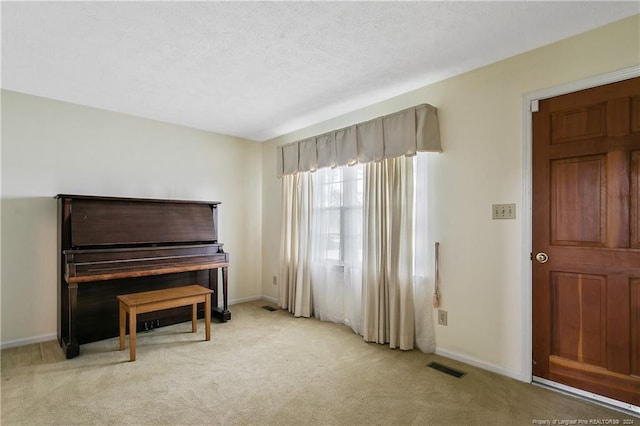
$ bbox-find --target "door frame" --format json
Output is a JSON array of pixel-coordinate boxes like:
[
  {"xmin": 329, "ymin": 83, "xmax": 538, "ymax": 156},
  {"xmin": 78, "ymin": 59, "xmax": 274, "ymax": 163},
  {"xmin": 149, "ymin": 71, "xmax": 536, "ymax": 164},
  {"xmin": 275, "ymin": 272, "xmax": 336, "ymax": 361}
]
[{"xmin": 521, "ymin": 65, "xmax": 640, "ymax": 411}]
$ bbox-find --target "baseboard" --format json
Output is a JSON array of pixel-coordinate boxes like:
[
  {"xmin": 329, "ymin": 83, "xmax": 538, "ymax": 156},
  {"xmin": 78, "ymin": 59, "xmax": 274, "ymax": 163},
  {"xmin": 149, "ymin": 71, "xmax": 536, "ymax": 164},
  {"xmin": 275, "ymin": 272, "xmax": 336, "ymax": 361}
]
[
  {"xmin": 229, "ymin": 295, "xmax": 278, "ymax": 305},
  {"xmin": 261, "ymin": 295, "xmax": 278, "ymax": 304},
  {"xmin": 435, "ymin": 347, "xmax": 528, "ymax": 382},
  {"xmin": 228, "ymin": 295, "xmax": 263, "ymax": 305},
  {"xmin": 1, "ymin": 332, "xmax": 58, "ymax": 350}
]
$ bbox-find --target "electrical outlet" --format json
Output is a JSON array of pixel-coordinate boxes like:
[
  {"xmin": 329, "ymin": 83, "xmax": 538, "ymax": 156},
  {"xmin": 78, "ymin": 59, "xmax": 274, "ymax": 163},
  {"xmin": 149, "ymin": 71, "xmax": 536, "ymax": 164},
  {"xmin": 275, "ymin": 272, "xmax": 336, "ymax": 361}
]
[
  {"xmin": 492, "ymin": 203, "xmax": 516, "ymax": 220},
  {"xmin": 272, "ymin": 275, "xmax": 277, "ymax": 285},
  {"xmin": 438, "ymin": 310, "xmax": 448, "ymax": 326}
]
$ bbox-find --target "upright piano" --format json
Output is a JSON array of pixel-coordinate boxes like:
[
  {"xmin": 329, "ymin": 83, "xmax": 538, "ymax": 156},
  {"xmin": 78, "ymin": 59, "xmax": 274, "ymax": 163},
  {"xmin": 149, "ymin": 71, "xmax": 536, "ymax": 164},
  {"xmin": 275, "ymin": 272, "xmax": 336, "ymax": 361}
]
[{"xmin": 56, "ymin": 194, "xmax": 230, "ymax": 359}]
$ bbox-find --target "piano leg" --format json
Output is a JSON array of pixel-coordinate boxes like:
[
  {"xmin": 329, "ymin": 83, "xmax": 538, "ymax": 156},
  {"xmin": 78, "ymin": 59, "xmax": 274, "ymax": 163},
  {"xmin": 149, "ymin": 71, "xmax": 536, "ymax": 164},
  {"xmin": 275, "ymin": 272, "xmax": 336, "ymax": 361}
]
[
  {"xmin": 209, "ymin": 266, "xmax": 231, "ymax": 322},
  {"xmin": 221, "ymin": 266, "xmax": 230, "ymax": 320},
  {"xmin": 62, "ymin": 282, "xmax": 80, "ymax": 359}
]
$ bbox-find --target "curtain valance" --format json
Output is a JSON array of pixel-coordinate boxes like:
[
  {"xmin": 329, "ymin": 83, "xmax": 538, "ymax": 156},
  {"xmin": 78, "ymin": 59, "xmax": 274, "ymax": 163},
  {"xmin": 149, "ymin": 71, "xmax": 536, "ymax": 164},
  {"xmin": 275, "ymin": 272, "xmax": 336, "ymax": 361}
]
[{"xmin": 276, "ymin": 103, "xmax": 441, "ymax": 177}]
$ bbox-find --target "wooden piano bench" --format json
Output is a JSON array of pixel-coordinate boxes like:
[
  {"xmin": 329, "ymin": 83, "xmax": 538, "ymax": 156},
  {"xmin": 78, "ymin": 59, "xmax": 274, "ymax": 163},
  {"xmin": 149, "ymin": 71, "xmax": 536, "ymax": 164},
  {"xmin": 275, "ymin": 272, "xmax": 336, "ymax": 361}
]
[{"xmin": 117, "ymin": 285, "xmax": 214, "ymax": 361}]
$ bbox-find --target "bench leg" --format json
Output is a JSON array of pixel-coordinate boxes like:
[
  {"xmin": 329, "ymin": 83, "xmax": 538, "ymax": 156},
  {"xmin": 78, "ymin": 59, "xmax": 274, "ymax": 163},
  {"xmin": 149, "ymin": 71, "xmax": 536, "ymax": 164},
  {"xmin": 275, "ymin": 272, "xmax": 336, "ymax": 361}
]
[
  {"xmin": 205, "ymin": 293, "xmax": 211, "ymax": 341},
  {"xmin": 119, "ymin": 302, "xmax": 126, "ymax": 351},
  {"xmin": 192, "ymin": 303, "xmax": 197, "ymax": 333},
  {"xmin": 129, "ymin": 306, "xmax": 137, "ymax": 361}
]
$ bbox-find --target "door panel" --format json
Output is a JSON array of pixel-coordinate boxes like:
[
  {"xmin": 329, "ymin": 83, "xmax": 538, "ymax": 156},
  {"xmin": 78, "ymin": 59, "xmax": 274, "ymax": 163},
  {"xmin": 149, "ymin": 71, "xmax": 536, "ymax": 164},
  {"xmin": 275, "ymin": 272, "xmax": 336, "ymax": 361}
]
[
  {"xmin": 632, "ymin": 279, "xmax": 640, "ymax": 376},
  {"xmin": 632, "ymin": 97, "xmax": 640, "ymax": 132},
  {"xmin": 550, "ymin": 103, "xmax": 606, "ymax": 144},
  {"xmin": 551, "ymin": 272, "xmax": 607, "ymax": 367},
  {"xmin": 632, "ymin": 151, "xmax": 640, "ymax": 249},
  {"xmin": 550, "ymin": 156, "xmax": 606, "ymax": 246},
  {"xmin": 533, "ymin": 77, "xmax": 640, "ymax": 406}
]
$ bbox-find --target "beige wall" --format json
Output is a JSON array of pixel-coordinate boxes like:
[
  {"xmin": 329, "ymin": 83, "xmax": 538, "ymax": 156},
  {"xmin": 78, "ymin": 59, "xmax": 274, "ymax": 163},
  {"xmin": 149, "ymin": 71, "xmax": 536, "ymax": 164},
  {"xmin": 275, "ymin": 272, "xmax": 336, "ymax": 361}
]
[
  {"xmin": 261, "ymin": 15, "xmax": 640, "ymax": 378},
  {"xmin": 1, "ymin": 91, "xmax": 263, "ymax": 345}
]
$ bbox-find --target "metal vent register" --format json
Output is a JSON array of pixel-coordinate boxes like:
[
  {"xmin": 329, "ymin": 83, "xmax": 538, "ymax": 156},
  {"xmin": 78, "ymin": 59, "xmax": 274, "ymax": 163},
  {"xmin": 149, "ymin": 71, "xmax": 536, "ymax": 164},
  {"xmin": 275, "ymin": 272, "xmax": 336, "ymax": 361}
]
[{"xmin": 427, "ymin": 362, "xmax": 466, "ymax": 378}]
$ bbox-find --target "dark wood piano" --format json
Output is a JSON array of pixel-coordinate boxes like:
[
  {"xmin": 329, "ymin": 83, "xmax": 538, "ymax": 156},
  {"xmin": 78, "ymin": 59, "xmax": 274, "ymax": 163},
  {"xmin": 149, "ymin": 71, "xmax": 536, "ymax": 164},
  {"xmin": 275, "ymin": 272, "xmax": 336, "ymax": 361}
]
[{"xmin": 55, "ymin": 194, "xmax": 230, "ymax": 359}]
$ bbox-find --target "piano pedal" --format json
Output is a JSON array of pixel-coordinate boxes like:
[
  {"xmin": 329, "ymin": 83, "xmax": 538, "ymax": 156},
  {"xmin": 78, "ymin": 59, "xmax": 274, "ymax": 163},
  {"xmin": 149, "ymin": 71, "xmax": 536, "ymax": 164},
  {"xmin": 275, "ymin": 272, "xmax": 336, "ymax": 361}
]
[{"xmin": 143, "ymin": 320, "xmax": 161, "ymax": 331}]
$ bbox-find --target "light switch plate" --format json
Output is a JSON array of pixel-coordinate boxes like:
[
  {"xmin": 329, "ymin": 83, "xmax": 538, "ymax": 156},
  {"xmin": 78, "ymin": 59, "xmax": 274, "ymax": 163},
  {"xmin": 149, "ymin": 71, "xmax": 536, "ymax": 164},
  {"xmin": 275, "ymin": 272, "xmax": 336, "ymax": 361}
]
[{"xmin": 492, "ymin": 203, "xmax": 516, "ymax": 220}]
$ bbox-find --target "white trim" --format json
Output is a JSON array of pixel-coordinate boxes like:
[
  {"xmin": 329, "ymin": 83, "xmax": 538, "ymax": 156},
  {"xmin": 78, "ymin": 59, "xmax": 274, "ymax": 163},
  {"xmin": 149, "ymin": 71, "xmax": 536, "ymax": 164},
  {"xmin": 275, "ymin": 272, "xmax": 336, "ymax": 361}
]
[
  {"xmin": 521, "ymin": 87, "xmax": 534, "ymax": 383},
  {"xmin": 230, "ymin": 294, "xmax": 278, "ymax": 305},
  {"xmin": 261, "ymin": 295, "xmax": 278, "ymax": 304},
  {"xmin": 533, "ymin": 376, "xmax": 640, "ymax": 416},
  {"xmin": 435, "ymin": 347, "xmax": 526, "ymax": 382},
  {"xmin": 228, "ymin": 295, "xmax": 264, "ymax": 305},
  {"xmin": 523, "ymin": 66, "xmax": 640, "ymax": 108},
  {"xmin": 530, "ymin": 99, "xmax": 539, "ymax": 113},
  {"xmin": 1, "ymin": 332, "xmax": 58, "ymax": 350},
  {"xmin": 521, "ymin": 66, "xmax": 640, "ymax": 392}
]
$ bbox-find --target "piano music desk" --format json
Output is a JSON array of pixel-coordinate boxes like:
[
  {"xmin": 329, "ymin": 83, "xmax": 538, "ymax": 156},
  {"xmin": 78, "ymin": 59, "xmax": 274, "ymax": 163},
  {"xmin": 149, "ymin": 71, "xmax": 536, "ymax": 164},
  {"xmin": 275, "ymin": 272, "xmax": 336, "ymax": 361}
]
[{"xmin": 118, "ymin": 285, "xmax": 214, "ymax": 361}]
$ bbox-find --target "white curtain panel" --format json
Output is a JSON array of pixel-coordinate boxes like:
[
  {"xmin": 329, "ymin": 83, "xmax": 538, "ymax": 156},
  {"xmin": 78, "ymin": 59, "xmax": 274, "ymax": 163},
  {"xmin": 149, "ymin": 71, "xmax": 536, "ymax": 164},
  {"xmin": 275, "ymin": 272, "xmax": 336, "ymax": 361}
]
[
  {"xmin": 278, "ymin": 173, "xmax": 313, "ymax": 317},
  {"xmin": 310, "ymin": 165, "xmax": 364, "ymax": 334},
  {"xmin": 413, "ymin": 153, "xmax": 436, "ymax": 353},
  {"xmin": 362, "ymin": 156, "xmax": 416, "ymax": 350}
]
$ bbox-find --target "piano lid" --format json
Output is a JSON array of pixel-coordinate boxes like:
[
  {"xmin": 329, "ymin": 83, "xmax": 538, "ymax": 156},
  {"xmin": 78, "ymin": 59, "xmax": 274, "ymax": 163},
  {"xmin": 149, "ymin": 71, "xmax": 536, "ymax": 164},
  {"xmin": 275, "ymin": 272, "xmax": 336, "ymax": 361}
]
[{"xmin": 55, "ymin": 194, "xmax": 220, "ymax": 248}]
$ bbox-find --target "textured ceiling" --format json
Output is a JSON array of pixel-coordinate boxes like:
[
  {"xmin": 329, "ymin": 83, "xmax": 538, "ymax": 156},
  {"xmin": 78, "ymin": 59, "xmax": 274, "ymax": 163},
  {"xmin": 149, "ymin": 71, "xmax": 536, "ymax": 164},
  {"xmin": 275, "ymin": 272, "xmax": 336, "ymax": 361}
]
[{"xmin": 2, "ymin": 2, "xmax": 638, "ymax": 141}]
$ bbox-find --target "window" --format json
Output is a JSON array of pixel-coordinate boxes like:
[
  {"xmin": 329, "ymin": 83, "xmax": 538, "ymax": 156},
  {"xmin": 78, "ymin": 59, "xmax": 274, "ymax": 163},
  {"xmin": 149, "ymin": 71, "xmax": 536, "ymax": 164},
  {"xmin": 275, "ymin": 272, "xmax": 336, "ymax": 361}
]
[{"xmin": 311, "ymin": 164, "xmax": 364, "ymax": 264}]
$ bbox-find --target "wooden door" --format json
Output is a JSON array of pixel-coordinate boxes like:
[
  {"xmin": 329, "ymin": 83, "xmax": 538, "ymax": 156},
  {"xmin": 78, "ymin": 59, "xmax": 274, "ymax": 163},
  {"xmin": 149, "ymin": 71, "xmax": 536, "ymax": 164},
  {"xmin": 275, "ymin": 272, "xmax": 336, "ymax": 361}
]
[{"xmin": 532, "ymin": 77, "xmax": 640, "ymax": 406}]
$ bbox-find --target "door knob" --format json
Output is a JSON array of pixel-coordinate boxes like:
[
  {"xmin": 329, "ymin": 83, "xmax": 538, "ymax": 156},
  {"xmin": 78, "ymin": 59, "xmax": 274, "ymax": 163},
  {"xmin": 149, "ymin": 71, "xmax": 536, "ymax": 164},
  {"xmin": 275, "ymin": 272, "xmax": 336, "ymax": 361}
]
[{"xmin": 535, "ymin": 252, "xmax": 549, "ymax": 264}]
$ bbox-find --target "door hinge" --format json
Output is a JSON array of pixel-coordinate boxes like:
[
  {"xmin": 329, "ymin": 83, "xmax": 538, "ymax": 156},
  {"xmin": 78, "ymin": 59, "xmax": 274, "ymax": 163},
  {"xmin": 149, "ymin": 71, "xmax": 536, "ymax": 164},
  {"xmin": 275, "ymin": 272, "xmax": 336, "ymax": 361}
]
[{"xmin": 530, "ymin": 99, "xmax": 539, "ymax": 112}]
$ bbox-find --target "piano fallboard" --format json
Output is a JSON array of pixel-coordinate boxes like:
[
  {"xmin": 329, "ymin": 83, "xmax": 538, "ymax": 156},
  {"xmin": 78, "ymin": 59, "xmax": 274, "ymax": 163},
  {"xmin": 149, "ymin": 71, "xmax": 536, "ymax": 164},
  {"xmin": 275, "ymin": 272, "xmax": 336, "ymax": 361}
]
[{"xmin": 64, "ymin": 243, "xmax": 228, "ymax": 283}]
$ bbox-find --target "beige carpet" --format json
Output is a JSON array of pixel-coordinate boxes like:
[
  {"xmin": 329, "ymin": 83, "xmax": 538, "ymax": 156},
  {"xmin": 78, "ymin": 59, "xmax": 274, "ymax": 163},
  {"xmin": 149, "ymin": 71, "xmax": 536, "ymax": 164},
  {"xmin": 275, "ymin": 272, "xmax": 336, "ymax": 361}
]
[{"xmin": 1, "ymin": 301, "xmax": 636, "ymax": 425}]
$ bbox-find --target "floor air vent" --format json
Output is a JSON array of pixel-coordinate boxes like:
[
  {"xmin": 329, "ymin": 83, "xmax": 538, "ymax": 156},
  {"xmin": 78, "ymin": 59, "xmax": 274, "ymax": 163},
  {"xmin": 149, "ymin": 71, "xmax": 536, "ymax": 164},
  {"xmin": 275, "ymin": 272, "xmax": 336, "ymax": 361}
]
[
  {"xmin": 262, "ymin": 306, "xmax": 278, "ymax": 311},
  {"xmin": 427, "ymin": 362, "xmax": 466, "ymax": 378}
]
